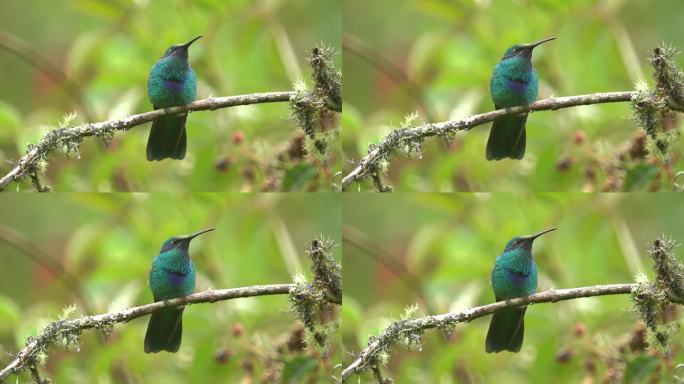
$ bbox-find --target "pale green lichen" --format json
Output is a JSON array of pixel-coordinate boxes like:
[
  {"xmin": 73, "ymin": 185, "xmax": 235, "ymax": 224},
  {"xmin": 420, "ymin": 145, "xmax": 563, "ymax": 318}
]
[
  {"xmin": 289, "ymin": 45, "xmax": 342, "ymax": 160},
  {"xmin": 631, "ymin": 236, "xmax": 683, "ymax": 352},
  {"xmin": 288, "ymin": 237, "xmax": 341, "ymax": 354},
  {"xmin": 631, "ymin": 44, "xmax": 684, "ymax": 161}
]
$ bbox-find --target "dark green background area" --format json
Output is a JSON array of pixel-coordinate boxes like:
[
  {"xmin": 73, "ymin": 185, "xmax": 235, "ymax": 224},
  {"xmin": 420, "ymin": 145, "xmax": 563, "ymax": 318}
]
[
  {"xmin": 0, "ymin": 193, "xmax": 340, "ymax": 383},
  {"xmin": 0, "ymin": 0, "xmax": 341, "ymax": 192},
  {"xmin": 343, "ymin": 0, "xmax": 684, "ymax": 192},
  {"xmin": 342, "ymin": 193, "xmax": 684, "ymax": 383}
]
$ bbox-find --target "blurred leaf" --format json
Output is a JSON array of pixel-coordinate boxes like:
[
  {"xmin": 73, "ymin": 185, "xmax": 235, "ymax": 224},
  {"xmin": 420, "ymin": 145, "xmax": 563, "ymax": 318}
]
[
  {"xmin": 106, "ymin": 281, "xmax": 141, "ymax": 313},
  {"xmin": 71, "ymin": 0, "xmax": 122, "ymax": 21},
  {"xmin": 282, "ymin": 163, "xmax": 317, "ymax": 191},
  {"xmin": 624, "ymin": 163, "xmax": 658, "ymax": 191},
  {"xmin": 0, "ymin": 295, "xmax": 20, "ymax": 332},
  {"xmin": 107, "ymin": 89, "xmax": 142, "ymax": 120},
  {"xmin": 0, "ymin": 101, "xmax": 21, "ymax": 141},
  {"xmin": 414, "ymin": 0, "xmax": 463, "ymax": 20},
  {"xmin": 282, "ymin": 355, "xmax": 317, "ymax": 383},
  {"xmin": 624, "ymin": 354, "xmax": 659, "ymax": 383}
]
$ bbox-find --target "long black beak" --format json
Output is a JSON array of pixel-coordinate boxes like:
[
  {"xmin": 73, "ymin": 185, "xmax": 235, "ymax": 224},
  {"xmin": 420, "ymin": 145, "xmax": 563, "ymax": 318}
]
[
  {"xmin": 181, "ymin": 227, "xmax": 214, "ymax": 241},
  {"xmin": 182, "ymin": 35, "xmax": 202, "ymax": 48},
  {"xmin": 521, "ymin": 227, "xmax": 557, "ymax": 241},
  {"xmin": 521, "ymin": 37, "xmax": 556, "ymax": 50}
]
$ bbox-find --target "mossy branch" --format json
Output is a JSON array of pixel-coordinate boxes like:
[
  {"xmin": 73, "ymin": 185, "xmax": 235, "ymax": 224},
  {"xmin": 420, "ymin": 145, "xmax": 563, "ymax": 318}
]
[
  {"xmin": 0, "ymin": 284, "xmax": 294, "ymax": 382},
  {"xmin": 341, "ymin": 284, "xmax": 633, "ymax": 382},
  {"xmin": 289, "ymin": 45, "xmax": 342, "ymax": 160},
  {"xmin": 0, "ymin": 92, "xmax": 294, "ymax": 192},
  {"xmin": 342, "ymin": 235, "xmax": 684, "ymax": 383},
  {"xmin": 341, "ymin": 91, "xmax": 635, "ymax": 191},
  {"xmin": 289, "ymin": 237, "xmax": 342, "ymax": 354}
]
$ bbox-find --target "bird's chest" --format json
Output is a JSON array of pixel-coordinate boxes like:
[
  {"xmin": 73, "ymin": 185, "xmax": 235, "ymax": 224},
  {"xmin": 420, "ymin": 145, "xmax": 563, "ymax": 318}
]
[
  {"xmin": 492, "ymin": 262, "xmax": 538, "ymax": 299},
  {"xmin": 149, "ymin": 264, "xmax": 195, "ymax": 300},
  {"xmin": 490, "ymin": 67, "xmax": 538, "ymax": 107},
  {"xmin": 147, "ymin": 67, "xmax": 196, "ymax": 108}
]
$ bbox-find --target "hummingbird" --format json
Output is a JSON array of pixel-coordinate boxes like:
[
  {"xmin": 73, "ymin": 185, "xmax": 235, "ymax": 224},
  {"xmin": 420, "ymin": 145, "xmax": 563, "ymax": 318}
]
[
  {"xmin": 146, "ymin": 35, "xmax": 202, "ymax": 161},
  {"xmin": 486, "ymin": 37, "xmax": 555, "ymax": 160},
  {"xmin": 485, "ymin": 227, "xmax": 556, "ymax": 353},
  {"xmin": 144, "ymin": 227, "xmax": 214, "ymax": 353}
]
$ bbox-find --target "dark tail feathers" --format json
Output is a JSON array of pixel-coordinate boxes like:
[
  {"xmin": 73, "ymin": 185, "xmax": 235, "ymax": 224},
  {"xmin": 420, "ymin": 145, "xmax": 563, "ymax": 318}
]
[
  {"xmin": 146, "ymin": 114, "xmax": 187, "ymax": 161},
  {"xmin": 485, "ymin": 306, "xmax": 526, "ymax": 353},
  {"xmin": 144, "ymin": 307, "xmax": 184, "ymax": 353},
  {"xmin": 486, "ymin": 114, "xmax": 527, "ymax": 160}
]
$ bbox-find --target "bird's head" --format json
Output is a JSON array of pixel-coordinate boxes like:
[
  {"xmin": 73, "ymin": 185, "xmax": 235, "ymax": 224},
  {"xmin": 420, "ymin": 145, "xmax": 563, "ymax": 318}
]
[
  {"xmin": 502, "ymin": 37, "xmax": 555, "ymax": 60},
  {"xmin": 161, "ymin": 35, "xmax": 202, "ymax": 60},
  {"xmin": 160, "ymin": 227, "xmax": 214, "ymax": 254},
  {"xmin": 504, "ymin": 227, "xmax": 556, "ymax": 252}
]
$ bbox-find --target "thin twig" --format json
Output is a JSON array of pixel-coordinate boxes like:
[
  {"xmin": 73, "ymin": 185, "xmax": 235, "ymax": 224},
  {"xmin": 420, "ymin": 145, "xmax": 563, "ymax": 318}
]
[
  {"xmin": 0, "ymin": 91, "xmax": 294, "ymax": 191},
  {"xmin": 0, "ymin": 283, "xmax": 313, "ymax": 382},
  {"xmin": 341, "ymin": 91, "xmax": 636, "ymax": 191},
  {"xmin": 340, "ymin": 283, "xmax": 683, "ymax": 382}
]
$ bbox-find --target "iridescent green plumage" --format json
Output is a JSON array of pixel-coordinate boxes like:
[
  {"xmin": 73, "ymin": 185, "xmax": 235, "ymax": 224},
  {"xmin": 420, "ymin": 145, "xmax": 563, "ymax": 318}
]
[
  {"xmin": 487, "ymin": 37, "xmax": 555, "ymax": 160},
  {"xmin": 486, "ymin": 228, "xmax": 555, "ymax": 353},
  {"xmin": 144, "ymin": 228, "xmax": 213, "ymax": 353},
  {"xmin": 146, "ymin": 36, "xmax": 201, "ymax": 161}
]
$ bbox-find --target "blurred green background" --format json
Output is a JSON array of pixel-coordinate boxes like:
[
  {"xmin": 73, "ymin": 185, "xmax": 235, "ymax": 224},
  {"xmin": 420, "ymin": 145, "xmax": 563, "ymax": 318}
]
[
  {"xmin": 343, "ymin": 0, "xmax": 684, "ymax": 192},
  {"xmin": 0, "ymin": 193, "xmax": 340, "ymax": 382},
  {"xmin": 0, "ymin": 0, "xmax": 341, "ymax": 192},
  {"xmin": 343, "ymin": 193, "xmax": 684, "ymax": 383}
]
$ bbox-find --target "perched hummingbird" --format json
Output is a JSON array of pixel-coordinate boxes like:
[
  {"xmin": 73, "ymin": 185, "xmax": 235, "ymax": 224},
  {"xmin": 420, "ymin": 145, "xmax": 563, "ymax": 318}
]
[
  {"xmin": 144, "ymin": 228, "xmax": 214, "ymax": 353},
  {"xmin": 146, "ymin": 36, "xmax": 202, "ymax": 161},
  {"xmin": 485, "ymin": 227, "xmax": 556, "ymax": 353},
  {"xmin": 487, "ymin": 37, "xmax": 555, "ymax": 160}
]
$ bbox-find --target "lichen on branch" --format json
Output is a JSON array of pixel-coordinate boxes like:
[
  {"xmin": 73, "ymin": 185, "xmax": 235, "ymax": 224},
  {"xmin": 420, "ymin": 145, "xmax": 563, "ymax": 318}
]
[
  {"xmin": 0, "ymin": 92, "xmax": 295, "ymax": 192},
  {"xmin": 289, "ymin": 45, "xmax": 342, "ymax": 160},
  {"xmin": 342, "ymin": 91, "xmax": 635, "ymax": 191},
  {"xmin": 632, "ymin": 44, "xmax": 684, "ymax": 160},
  {"xmin": 289, "ymin": 237, "xmax": 341, "ymax": 354},
  {"xmin": 632, "ymin": 236, "xmax": 684, "ymax": 351}
]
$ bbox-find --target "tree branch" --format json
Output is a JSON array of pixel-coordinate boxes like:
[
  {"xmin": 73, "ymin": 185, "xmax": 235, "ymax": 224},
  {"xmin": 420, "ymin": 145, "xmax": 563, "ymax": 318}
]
[
  {"xmin": 0, "ymin": 283, "xmax": 309, "ymax": 382},
  {"xmin": 341, "ymin": 91, "xmax": 636, "ymax": 191},
  {"xmin": 341, "ymin": 282, "xmax": 684, "ymax": 382},
  {"xmin": 0, "ymin": 91, "xmax": 294, "ymax": 192}
]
